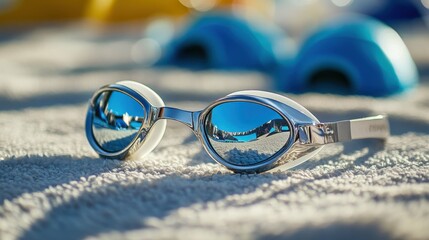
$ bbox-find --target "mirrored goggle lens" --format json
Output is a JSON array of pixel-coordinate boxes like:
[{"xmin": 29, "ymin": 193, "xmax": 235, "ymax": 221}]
[
  {"xmin": 92, "ymin": 90, "xmax": 145, "ymax": 153},
  {"xmin": 204, "ymin": 101, "xmax": 291, "ymax": 166}
]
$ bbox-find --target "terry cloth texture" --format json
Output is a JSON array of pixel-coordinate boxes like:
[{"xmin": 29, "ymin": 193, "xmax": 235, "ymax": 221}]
[{"xmin": 1, "ymin": 25, "xmax": 429, "ymax": 240}]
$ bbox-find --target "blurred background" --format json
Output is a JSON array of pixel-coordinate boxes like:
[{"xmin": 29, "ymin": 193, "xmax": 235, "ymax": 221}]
[{"xmin": 0, "ymin": 0, "xmax": 428, "ymax": 108}]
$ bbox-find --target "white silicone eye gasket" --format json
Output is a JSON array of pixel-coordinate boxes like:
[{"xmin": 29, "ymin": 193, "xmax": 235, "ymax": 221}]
[
  {"xmin": 228, "ymin": 90, "xmax": 324, "ymax": 171},
  {"xmin": 117, "ymin": 81, "xmax": 167, "ymax": 160}
]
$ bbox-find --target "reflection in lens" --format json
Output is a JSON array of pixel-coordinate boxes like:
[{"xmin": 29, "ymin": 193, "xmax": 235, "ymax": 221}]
[
  {"xmin": 205, "ymin": 101, "xmax": 291, "ymax": 166},
  {"xmin": 92, "ymin": 91, "xmax": 145, "ymax": 153}
]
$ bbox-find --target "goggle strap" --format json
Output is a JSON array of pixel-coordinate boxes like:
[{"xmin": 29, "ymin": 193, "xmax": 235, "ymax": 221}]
[{"xmin": 299, "ymin": 115, "xmax": 389, "ymax": 145}]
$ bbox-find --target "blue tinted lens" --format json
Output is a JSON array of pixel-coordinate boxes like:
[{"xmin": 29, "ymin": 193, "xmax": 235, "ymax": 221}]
[
  {"xmin": 205, "ymin": 101, "xmax": 291, "ymax": 166},
  {"xmin": 92, "ymin": 90, "xmax": 145, "ymax": 153}
]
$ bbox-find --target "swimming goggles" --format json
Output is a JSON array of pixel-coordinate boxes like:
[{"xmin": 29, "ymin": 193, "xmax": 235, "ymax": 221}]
[{"xmin": 85, "ymin": 81, "xmax": 390, "ymax": 173}]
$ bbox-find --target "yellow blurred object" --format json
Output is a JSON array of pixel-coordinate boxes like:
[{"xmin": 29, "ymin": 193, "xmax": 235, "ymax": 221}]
[
  {"xmin": 0, "ymin": 0, "xmax": 252, "ymax": 25},
  {"xmin": 0, "ymin": 0, "xmax": 88, "ymax": 25},
  {"xmin": 86, "ymin": 0, "xmax": 235, "ymax": 23},
  {"xmin": 86, "ymin": 0, "xmax": 188, "ymax": 23}
]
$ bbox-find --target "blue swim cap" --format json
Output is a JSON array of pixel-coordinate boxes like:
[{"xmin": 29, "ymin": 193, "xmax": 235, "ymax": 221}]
[
  {"xmin": 158, "ymin": 12, "xmax": 292, "ymax": 71},
  {"xmin": 276, "ymin": 15, "xmax": 418, "ymax": 96}
]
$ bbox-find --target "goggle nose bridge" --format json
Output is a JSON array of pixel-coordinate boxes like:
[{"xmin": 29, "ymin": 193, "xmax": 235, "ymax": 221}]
[{"xmin": 157, "ymin": 107, "xmax": 195, "ymax": 130}]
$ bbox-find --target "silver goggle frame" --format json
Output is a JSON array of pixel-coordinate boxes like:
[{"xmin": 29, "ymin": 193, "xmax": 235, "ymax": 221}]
[{"xmin": 86, "ymin": 81, "xmax": 389, "ymax": 173}]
